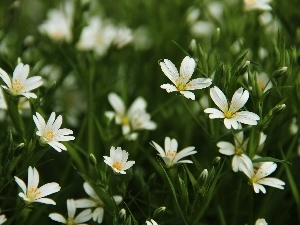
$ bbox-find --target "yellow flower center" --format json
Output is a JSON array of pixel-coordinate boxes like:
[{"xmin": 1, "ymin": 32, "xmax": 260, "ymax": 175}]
[
  {"xmin": 224, "ymin": 111, "xmax": 236, "ymax": 119},
  {"xmin": 120, "ymin": 116, "xmax": 129, "ymax": 125},
  {"xmin": 177, "ymin": 84, "xmax": 186, "ymax": 91},
  {"xmin": 27, "ymin": 187, "xmax": 41, "ymax": 201},
  {"xmin": 235, "ymin": 147, "xmax": 243, "ymax": 155},
  {"xmin": 112, "ymin": 161, "xmax": 123, "ymax": 171},
  {"xmin": 245, "ymin": 0, "xmax": 256, "ymax": 4},
  {"xmin": 12, "ymin": 79, "xmax": 24, "ymax": 94},
  {"xmin": 166, "ymin": 150, "xmax": 177, "ymax": 158},
  {"xmin": 66, "ymin": 219, "xmax": 75, "ymax": 225},
  {"xmin": 42, "ymin": 130, "xmax": 55, "ymax": 141}
]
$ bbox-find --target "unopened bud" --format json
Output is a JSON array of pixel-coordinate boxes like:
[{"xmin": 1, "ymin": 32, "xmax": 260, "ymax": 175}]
[
  {"xmin": 211, "ymin": 27, "xmax": 220, "ymax": 46},
  {"xmin": 89, "ymin": 154, "xmax": 97, "ymax": 166},
  {"xmin": 199, "ymin": 169, "xmax": 208, "ymax": 180},
  {"xmin": 236, "ymin": 60, "xmax": 250, "ymax": 76},
  {"xmin": 212, "ymin": 156, "xmax": 221, "ymax": 165},
  {"xmin": 189, "ymin": 39, "xmax": 197, "ymax": 53},
  {"xmin": 273, "ymin": 104, "xmax": 286, "ymax": 115},
  {"xmin": 153, "ymin": 206, "xmax": 166, "ymax": 217},
  {"xmin": 119, "ymin": 208, "xmax": 126, "ymax": 219},
  {"xmin": 14, "ymin": 143, "xmax": 24, "ymax": 157},
  {"xmin": 272, "ymin": 66, "xmax": 288, "ymax": 78}
]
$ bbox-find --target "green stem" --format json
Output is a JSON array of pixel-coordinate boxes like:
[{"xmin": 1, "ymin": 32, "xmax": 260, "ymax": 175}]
[
  {"xmin": 217, "ymin": 203, "xmax": 227, "ymax": 225},
  {"xmin": 231, "ymin": 177, "xmax": 242, "ymax": 225},
  {"xmin": 181, "ymin": 97, "xmax": 212, "ymax": 139}
]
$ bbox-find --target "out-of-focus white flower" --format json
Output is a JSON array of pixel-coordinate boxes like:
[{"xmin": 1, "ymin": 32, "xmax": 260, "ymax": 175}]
[
  {"xmin": 38, "ymin": 1, "xmax": 73, "ymax": 42},
  {"xmin": 113, "ymin": 26, "xmax": 133, "ymax": 49},
  {"xmin": 49, "ymin": 199, "xmax": 93, "ymax": 224},
  {"xmin": 33, "ymin": 112, "xmax": 75, "ymax": 152},
  {"xmin": 255, "ymin": 218, "xmax": 268, "ymax": 225},
  {"xmin": 200, "ymin": 169, "xmax": 208, "ymax": 180},
  {"xmin": 14, "ymin": 166, "xmax": 61, "ymax": 205},
  {"xmin": 0, "ymin": 63, "xmax": 43, "ymax": 99},
  {"xmin": 190, "ymin": 20, "xmax": 215, "ymax": 38},
  {"xmin": 103, "ymin": 147, "xmax": 135, "ymax": 174},
  {"xmin": 151, "ymin": 137, "xmax": 197, "ymax": 168},
  {"xmin": 0, "ymin": 89, "xmax": 7, "ymax": 110},
  {"xmin": 186, "ymin": 7, "xmax": 201, "ymax": 24},
  {"xmin": 132, "ymin": 26, "xmax": 153, "ymax": 51},
  {"xmin": 106, "ymin": 92, "xmax": 156, "ymax": 140},
  {"xmin": 76, "ymin": 17, "xmax": 116, "ymax": 57},
  {"xmin": 75, "ymin": 182, "xmax": 122, "ymax": 224},
  {"xmin": 146, "ymin": 219, "xmax": 158, "ymax": 225},
  {"xmin": 208, "ymin": 2, "xmax": 223, "ymax": 21},
  {"xmin": 240, "ymin": 161, "xmax": 285, "ymax": 193},
  {"xmin": 204, "ymin": 86, "xmax": 260, "ymax": 129},
  {"xmin": 243, "ymin": 0, "xmax": 272, "ymax": 12},
  {"xmin": 159, "ymin": 56, "xmax": 212, "ymax": 100},
  {"xmin": 289, "ymin": 117, "xmax": 298, "ymax": 135}
]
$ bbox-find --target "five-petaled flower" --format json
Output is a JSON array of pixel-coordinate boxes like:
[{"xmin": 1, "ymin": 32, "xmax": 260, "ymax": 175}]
[
  {"xmin": 49, "ymin": 199, "xmax": 93, "ymax": 224},
  {"xmin": 0, "ymin": 63, "xmax": 43, "ymax": 99},
  {"xmin": 204, "ymin": 86, "xmax": 260, "ymax": 129},
  {"xmin": 33, "ymin": 112, "xmax": 75, "ymax": 152},
  {"xmin": 151, "ymin": 137, "xmax": 197, "ymax": 168},
  {"xmin": 103, "ymin": 147, "xmax": 135, "ymax": 174},
  {"xmin": 159, "ymin": 56, "xmax": 212, "ymax": 100},
  {"xmin": 14, "ymin": 166, "xmax": 61, "ymax": 205},
  {"xmin": 105, "ymin": 92, "xmax": 156, "ymax": 140},
  {"xmin": 240, "ymin": 161, "xmax": 285, "ymax": 194},
  {"xmin": 75, "ymin": 182, "xmax": 123, "ymax": 224},
  {"xmin": 217, "ymin": 127, "xmax": 253, "ymax": 172}
]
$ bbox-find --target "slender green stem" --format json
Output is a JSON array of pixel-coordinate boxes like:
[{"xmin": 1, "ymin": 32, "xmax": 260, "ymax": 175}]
[
  {"xmin": 231, "ymin": 177, "xmax": 242, "ymax": 225},
  {"xmin": 217, "ymin": 203, "xmax": 227, "ymax": 225},
  {"xmin": 181, "ymin": 96, "xmax": 212, "ymax": 139}
]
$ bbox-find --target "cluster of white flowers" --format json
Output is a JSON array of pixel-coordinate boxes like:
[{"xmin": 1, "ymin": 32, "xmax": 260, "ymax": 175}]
[
  {"xmin": 106, "ymin": 92, "xmax": 157, "ymax": 140},
  {"xmin": 159, "ymin": 55, "xmax": 285, "ymax": 195}
]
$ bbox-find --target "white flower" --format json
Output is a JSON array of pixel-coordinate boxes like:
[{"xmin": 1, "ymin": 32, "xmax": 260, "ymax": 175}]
[
  {"xmin": 105, "ymin": 92, "xmax": 156, "ymax": 140},
  {"xmin": 75, "ymin": 182, "xmax": 122, "ymax": 224},
  {"xmin": 14, "ymin": 166, "xmax": 61, "ymax": 205},
  {"xmin": 243, "ymin": 0, "xmax": 272, "ymax": 12},
  {"xmin": 204, "ymin": 86, "xmax": 260, "ymax": 129},
  {"xmin": 159, "ymin": 56, "xmax": 212, "ymax": 100},
  {"xmin": 0, "ymin": 213, "xmax": 7, "ymax": 225},
  {"xmin": 245, "ymin": 72, "xmax": 273, "ymax": 93},
  {"xmin": 151, "ymin": 137, "xmax": 197, "ymax": 168},
  {"xmin": 33, "ymin": 112, "xmax": 75, "ymax": 152},
  {"xmin": 217, "ymin": 127, "xmax": 253, "ymax": 172},
  {"xmin": 240, "ymin": 161, "xmax": 285, "ymax": 194},
  {"xmin": 146, "ymin": 219, "xmax": 158, "ymax": 225},
  {"xmin": 76, "ymin": 17, "xmax": 116, "ymax": 57},
  {"xmin": 255, "ymin": 218, "xmax": 268, "ymax": 225},
  {"xmin": 103, "ymin": 147, "xmax": 135, "ymax": 174},
  {"xmin": 38, "ymin": 1, "xmax": 73, "ymax": 42},
  {"xmin": 113, "ymin": 26, "xmax": 133, "ymax": 49},
  {"xmin": 0, "ymin": 63, "xmax": 43, "ymax": 99},
  {"xmin": 49, "ymin": 199, "xmax": 93, "ymax": 225}
]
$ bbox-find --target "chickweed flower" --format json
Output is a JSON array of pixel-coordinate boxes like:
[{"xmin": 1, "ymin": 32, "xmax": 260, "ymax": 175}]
[
  {"xmin": 75, "ymin": 182, "xmax": 122, "ymax": 224},
  {"xmin": 204, "ymin": 86, "xmax": 260, "ymax": 129},
  {"xmin": 159, "ymin": 56, "xmax": 212, "ymax": 100},
  {"xmin": 151, "ymin": 137, "xmax": 197, "ymax": 168},
  {"xmin": 14, "ymin": 166, "xmax": 61, "ymax": 205},
  {"xmin": 106, "ymin": 92, "xmax": 156, "ymax": 140},
  {"xmin": 103, "ymin": 147, "xmax": 135, "ymax": 174},
  {"xmin": 0, "ymin": 63, "xmax": 43, "ymax": 99},
  {"xmin": 217, "ymin": 128, "xmax": 252, "ymax": 172},
  {"xmin": 240, "ymin": 161, "xmax": 285, "ymax": 194},
  {"xmin": 49, "ymin": 199, "xmax": 93, "ymax": 224},
  {"xmin": 243, "ymin": 0, "xmax": 272, "ymax": 12},
  {"xmin": 33, "ymin": 112, "xmax": 75, "ymax": 152}
]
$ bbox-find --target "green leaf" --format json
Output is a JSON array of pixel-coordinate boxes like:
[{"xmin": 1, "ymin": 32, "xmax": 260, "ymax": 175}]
[
  {"xmin": 252, "ymin": 157, "xmax": 291, "ymax": 165},
  {"xmin": 178, "ymin": 175, "xmax": 189, "ymax": 214}
]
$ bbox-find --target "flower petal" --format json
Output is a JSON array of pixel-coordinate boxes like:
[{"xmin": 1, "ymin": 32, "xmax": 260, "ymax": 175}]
[
  {"xmin": 108, "ymin": 92, "xmax": 126, "ymax": 116},
  {"xmin": 209, "ymin": 86, "xmax": 228, "ymax": 112},
  {"xmin": 229, "ymin": 88, "xmax": 249, "ymax": 113},
  {"xmin": 159, "ymin": 59, "xmax": 179, "ymax": 84},
  {"xmin": 160, "ymin": 83, "xmax": 177, "ymax": 93},
  {"xmin": 180, "ymin": 90, "xmax": 195, "ymax": 100},
  {"xmin": 179, "ymin": 56, "xmax": 196, "ymax": 81},
  {"xmin": 186, "ymin": 78, "xmax": 212, "ymax": 90},
  {"xmin": 49, "ymin": 213, "xmax": 67, "ymax": 223}
]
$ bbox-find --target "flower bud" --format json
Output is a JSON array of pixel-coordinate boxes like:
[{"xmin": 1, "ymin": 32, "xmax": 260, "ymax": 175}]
[
  {"xmin": 199, "ymin": 169, "xmax": 208, "ymax": 180},
  {"xmin": 212, "ymin": 156, "xmax": 221, "ymax": 165},
  {"xmin": 273, "ymin": 104, "xmax": 286, "ymax": 115},
  {"xmin": 119, "ymin": 208, "xmax": 126, "ymax": 220},
  {"xmin": 189, "ymin": 39, "xmax": 197, "ymax": 53},
  {"xmin": 272, "ymin": 66, "xmax": 288, "ymax": 78},
  {"xmin": 89, "ymin": 154, "xmax": 97, "ymax": 166},
  {"xmin": 153, "ymin": 206, "xmax": 166, "ymax": 217},
  {"xmin": 211, "ymin": 27, "xmax": 220, "ymax": 46}
]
